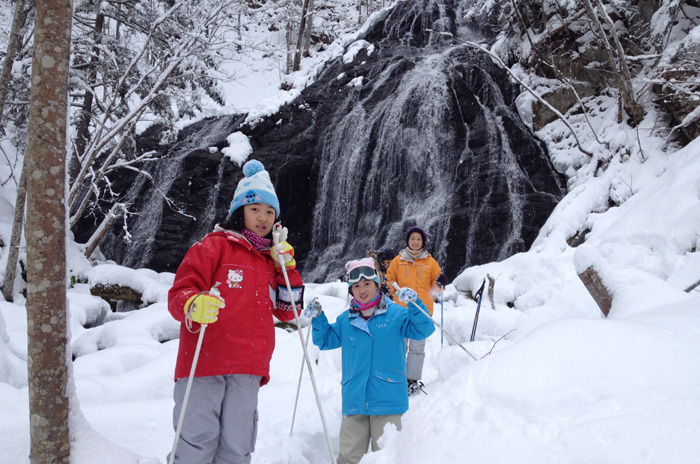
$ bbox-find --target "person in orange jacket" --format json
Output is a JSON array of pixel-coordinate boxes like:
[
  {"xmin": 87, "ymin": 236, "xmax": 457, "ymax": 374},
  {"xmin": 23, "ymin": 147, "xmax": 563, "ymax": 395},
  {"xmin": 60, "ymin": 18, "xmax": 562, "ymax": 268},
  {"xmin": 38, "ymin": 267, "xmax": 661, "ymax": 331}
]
[
  {"xmin": 168, "ymin": 159, "xmax": 303, "ymax": 464},
  {"xmin": 386, "ymin": 226, "xmax": 448, "ymax": 395}
]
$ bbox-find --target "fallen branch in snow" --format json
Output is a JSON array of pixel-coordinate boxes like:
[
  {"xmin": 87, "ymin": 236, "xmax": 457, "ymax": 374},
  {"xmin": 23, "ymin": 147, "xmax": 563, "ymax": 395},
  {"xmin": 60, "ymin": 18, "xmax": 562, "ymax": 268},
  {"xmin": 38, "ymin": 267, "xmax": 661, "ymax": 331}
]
[
  {"xmin": 482, "ymin": 329, "xmax": 515, "ymax": 359},
  {"xmin": 90, "ymin": 283, "xmax": 143, "ymax": 310},
  {"xmin": 426, "ymin": 30, "xmax": 595, "ymax": 157},
  {"xmin": 684, "ymin": 279, "xmax": 700, "ymax": 294},
  {"xmin": 577, "ymin": 265, "xmax": 613, "ymax": 317},
  {"xmin": 635, "ymin": 124, "xmax": 648, "ymax": 161}
]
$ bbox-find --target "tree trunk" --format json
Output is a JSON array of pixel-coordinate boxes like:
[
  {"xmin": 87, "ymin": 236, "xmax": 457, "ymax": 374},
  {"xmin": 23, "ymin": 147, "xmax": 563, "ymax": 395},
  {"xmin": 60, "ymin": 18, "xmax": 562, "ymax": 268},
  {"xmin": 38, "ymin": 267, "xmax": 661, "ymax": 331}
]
[
  {"xmin": 2, "ymin": 162, "xmax": 27, "ymax": 302},
  {"xmin": 0, "ymin": 0, "xmax": 28, "ymax": 133},
  {"xmin": 583, "ymin": 0, "xmax": 644, "ymax": 125},
  {"xmin": 285, "ymin": 20, "xmax": 293, "ymax": 75},
  {"xmin": 25, "ymin": 0, "xmax": 73, "ymax": 462},
  {"xmin": 292, "ymin": 0, "xmax": 311, "ymax": 72},
  {"xmin": 582, "ymin": 0, "xmax": 623, "ymax": 122},
  {"xmin": 70, "ymin": 10, "xmax": 105, "ymax": 183},
  {"xmin": 302, "ymin": 0, "xmax": 315, "ymax": 58},
  {"xmin": 592, "ymin": 0, "xmax": 644, "ymax": 125}
]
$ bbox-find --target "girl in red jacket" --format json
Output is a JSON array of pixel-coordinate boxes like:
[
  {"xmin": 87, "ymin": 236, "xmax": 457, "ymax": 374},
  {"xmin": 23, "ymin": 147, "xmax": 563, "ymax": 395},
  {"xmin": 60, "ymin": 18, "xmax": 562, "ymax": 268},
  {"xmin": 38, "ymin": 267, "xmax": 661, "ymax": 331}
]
[{"xmin": 167, "ymin": 159, "xmax": 303, "ymax": 464}]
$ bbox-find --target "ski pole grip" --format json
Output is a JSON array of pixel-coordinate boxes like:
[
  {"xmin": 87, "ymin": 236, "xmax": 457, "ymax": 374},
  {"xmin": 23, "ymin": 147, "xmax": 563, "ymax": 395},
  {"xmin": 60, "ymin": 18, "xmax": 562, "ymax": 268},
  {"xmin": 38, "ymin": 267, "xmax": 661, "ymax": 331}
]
[
  {"xmin": 392, "ymin": 282, "xmax": 406, "ymax": 299},
  {"xmin": 271, "ymin": 227, "xmax": 289, "ymax": 278},
  {"xmin": 210, "ymin": 282, "xmax": 221, "ymax": 297}
]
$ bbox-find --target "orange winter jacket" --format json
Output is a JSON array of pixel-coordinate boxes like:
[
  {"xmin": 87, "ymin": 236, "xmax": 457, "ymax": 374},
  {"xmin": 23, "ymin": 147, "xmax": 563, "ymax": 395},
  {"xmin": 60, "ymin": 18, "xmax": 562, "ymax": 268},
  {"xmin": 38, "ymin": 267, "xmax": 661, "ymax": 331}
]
[{"xmin": 386, "ymin": 249, "xmax": 442, "ymax": 315}]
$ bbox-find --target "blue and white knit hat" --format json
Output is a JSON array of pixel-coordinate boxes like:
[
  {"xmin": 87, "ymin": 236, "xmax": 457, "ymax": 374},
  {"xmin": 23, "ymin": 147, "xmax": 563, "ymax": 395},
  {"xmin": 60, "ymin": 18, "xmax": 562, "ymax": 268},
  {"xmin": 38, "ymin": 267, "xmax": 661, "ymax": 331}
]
[{"xmin": 229, "ymin": 160, "xmax": 280, "ymax": 217}]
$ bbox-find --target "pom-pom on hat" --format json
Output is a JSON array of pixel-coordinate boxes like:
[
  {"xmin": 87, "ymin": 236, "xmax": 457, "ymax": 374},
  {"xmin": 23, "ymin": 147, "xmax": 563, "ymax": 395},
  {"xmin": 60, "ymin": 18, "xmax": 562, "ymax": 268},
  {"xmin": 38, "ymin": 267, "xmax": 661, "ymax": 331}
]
[
  {"xmin": 405, "ymin": 226, "xmax": 427, "ymax": 246},
  {"xmin": 229, "ymin": 159, "xmax": 280, "ymax": 217},
  {"xmin": 345, "ymin": 258, "xmax": 381, "ymax": 288}
]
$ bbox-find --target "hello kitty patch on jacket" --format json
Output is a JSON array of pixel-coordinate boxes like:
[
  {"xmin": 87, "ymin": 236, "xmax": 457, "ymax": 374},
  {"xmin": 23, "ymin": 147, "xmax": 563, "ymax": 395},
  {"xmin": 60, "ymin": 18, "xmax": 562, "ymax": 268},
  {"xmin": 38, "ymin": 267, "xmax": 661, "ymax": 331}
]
[{"xmin": 227, "ymin": 269, "xmax": 244, "ymax": 288}]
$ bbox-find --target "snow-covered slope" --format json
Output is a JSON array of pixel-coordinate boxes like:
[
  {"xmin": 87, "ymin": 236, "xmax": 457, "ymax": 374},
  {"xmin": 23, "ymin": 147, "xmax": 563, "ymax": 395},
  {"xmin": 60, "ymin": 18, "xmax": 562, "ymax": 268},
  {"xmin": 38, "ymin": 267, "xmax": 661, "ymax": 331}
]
[{"xmin": 0, "ymin": 1, "xmax": 699, "ymax": 463}]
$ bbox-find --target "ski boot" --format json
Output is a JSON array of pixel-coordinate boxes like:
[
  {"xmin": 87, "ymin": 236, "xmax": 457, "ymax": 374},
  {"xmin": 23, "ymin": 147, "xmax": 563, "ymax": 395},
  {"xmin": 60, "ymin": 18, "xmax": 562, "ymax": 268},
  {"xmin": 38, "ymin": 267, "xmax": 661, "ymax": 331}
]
[{"xmin": 408, "ymin": 379, "xmax": 426, "ymax": 396}]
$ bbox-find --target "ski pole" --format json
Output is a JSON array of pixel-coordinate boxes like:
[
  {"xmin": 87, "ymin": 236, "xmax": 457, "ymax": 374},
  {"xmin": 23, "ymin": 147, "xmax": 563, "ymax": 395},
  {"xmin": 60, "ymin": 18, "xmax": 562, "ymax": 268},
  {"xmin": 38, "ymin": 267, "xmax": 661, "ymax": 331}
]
[
  {"xmin": 392, "ymin": 283, "xmax": 477, "ymax": 361},
  {"xmin": 470, "ymin": 279, "xmax": 486, "ymax": 342},
  {"xmin": 289, "ymin": 322, "xmax": 312, "ymax": 435},
  {"xmin": 168, "ymin": 325, "xmax": 206, "ymax": 464},
  {"xmin": 168, "ymin": 283, "xmax": 221, "ymax": 464},
  {"xmin": 273, "ymin": 228, "xmax": 335, "ymax": 463},
  {"xmin": 439, "ymin": 283, "xmax": 444, "ymax": 348}
]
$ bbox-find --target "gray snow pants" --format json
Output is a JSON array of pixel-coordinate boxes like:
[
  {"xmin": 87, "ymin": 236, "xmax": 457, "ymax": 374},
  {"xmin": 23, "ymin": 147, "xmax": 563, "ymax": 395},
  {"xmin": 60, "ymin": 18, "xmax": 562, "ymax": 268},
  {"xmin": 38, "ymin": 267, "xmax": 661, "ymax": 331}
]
[
  {"xmin": 406, "ymin": 337, "xmax": 426, "ymax": 381},
  {"xmin": 169, "ymin": 374, "xmax": 261, "ymax": 464}
]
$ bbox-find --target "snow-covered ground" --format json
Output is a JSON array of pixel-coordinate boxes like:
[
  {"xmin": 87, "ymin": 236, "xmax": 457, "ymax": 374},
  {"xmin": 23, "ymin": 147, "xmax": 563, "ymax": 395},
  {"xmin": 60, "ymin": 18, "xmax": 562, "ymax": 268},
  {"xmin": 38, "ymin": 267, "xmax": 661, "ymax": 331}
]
[
  {"xmin": 1, "ymin": 1, "xmax": 700, "ymax": 463},
  {"xmin": 1, "ymin": 103, "xmax": 699, "ymax": 462}
]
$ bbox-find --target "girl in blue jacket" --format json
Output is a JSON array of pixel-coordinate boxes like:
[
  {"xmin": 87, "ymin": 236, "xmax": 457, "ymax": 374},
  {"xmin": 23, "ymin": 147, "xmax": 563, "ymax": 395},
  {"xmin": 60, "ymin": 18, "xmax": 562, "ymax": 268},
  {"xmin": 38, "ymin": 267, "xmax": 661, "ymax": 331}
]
[{"xmin": 309, "ymin": 257, "xmax": 435, "ymax": 464}]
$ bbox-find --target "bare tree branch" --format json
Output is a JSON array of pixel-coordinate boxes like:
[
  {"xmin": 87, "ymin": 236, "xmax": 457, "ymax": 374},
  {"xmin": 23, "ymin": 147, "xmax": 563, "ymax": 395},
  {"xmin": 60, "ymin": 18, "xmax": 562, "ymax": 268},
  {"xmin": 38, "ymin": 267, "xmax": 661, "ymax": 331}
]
[
  {"xmin": 0, "ymin": 0, "xmax": 28, "ymax": 134},
  {"xmin": 84, "ymin": 203, "xmax": 125, "ymax": 259},
  {"xmin": 481, "ymin": 329, "xmax": 516, "ymax": 359}
]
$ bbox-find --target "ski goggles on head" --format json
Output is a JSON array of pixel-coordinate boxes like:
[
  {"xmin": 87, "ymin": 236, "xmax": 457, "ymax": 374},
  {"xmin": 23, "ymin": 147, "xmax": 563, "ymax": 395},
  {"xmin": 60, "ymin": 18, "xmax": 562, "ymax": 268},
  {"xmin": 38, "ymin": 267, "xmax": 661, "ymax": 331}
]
[{"xmin": 346, "ymin": 266, "xmax": 380, "ymax": 286}]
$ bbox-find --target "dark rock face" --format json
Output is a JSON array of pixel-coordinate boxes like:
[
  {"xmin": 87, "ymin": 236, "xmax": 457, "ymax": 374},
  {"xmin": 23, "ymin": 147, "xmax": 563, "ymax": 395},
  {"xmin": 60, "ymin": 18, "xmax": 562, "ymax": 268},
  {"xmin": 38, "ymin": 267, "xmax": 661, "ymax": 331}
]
[
  {"xmin": 97, "ymin": 0, "xmax": 565, "ymax": 281},
  {"xmin": 98, "ymin": 115, "xmax": 246, "ymax": 273}
]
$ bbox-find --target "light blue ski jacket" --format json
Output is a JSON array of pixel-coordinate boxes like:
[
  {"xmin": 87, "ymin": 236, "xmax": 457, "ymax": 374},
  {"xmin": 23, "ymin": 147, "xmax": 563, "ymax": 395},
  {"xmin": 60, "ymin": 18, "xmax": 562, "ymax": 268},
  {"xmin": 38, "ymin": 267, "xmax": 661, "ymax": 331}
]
[{"xmin": 311, "ymin": 295, "xmax": 435, "ymax": 416}]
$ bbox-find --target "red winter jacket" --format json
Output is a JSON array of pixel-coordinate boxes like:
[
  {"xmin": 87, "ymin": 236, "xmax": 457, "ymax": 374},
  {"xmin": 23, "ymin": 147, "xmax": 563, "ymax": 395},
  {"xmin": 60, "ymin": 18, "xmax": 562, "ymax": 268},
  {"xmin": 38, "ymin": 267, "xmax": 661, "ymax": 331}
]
[{"xmin": 168, "ymin": 229, "xmax": 304, "ymax": 385}]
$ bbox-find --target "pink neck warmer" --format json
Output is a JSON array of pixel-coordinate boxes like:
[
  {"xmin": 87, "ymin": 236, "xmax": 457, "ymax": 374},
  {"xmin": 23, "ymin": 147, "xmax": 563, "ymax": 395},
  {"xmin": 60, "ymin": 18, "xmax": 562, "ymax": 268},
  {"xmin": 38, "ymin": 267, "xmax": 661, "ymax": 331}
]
[
  {"xmin": 352, "ymin": 293, "xmax": 381, "ymax": 312},
  {"xmin": 242, "ymin": 229, "xmax": 271, "ymax": 251}
]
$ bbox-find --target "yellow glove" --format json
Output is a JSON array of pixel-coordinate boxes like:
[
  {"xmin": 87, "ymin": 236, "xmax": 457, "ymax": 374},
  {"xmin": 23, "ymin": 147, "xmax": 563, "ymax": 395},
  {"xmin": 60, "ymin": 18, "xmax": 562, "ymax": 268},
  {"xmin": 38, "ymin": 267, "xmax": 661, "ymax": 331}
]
[
  {"xmin": 185, "ymin": 293, "xmax": 225, "ymax": 325},
  {"xmin": 272, "ymin": 241, "xmax": 296, "ymax": 270}
]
